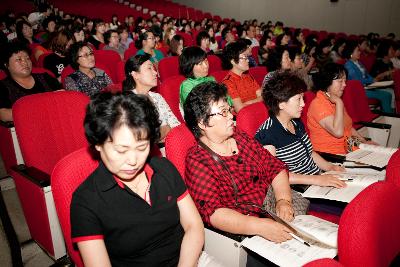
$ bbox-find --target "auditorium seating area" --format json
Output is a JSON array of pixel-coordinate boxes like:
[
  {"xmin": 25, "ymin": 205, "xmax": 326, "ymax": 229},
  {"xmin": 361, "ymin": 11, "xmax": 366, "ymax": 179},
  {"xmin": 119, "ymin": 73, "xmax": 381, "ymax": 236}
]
[{"xmin": 0, "ymin": 0, "xmax": 400, "ymax": 266}]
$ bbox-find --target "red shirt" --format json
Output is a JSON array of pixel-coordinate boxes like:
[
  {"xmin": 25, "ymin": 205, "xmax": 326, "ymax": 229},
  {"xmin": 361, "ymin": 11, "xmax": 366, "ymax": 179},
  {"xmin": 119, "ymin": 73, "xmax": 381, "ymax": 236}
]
[
  {"xmin": 222, "ymin": 71, "xmax": 260, "ymax": 103},
  {"xmin": 185, "ymin": 129, "xmax": 287, "ymax": 225}
]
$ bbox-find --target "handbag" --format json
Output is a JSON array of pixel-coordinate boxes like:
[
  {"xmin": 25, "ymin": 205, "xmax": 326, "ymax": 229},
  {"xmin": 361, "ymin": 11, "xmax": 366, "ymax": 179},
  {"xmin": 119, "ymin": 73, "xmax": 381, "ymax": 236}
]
[{"xmin": 263, "ymin": 186, "xmax": 310, "ymax": 216}]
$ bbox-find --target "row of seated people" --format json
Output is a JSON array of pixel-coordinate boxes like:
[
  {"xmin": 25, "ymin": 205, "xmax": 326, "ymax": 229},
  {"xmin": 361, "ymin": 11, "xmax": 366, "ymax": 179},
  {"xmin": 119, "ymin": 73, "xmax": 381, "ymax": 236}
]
[{"xmin": 3, "ymin": 35, "xmax": 400, "ymax": 266}]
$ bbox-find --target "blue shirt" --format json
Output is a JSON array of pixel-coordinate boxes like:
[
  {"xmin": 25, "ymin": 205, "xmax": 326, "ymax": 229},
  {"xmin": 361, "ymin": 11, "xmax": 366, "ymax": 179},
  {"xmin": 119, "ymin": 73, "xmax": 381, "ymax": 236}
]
[{"xmin": 255, "ymin": 116, "xmax": 320, "ymax": 175}]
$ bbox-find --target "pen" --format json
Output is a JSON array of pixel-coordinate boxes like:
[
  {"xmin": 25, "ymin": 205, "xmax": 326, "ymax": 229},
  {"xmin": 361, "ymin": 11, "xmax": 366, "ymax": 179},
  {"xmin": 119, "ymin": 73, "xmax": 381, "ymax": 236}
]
[
  {"xmin": 339, "ymin": 178, "xmax": 353, "ymax": 181},
  {"xmin": 289, "ymin": 233, "xmax": 311, "ymax": 247}
]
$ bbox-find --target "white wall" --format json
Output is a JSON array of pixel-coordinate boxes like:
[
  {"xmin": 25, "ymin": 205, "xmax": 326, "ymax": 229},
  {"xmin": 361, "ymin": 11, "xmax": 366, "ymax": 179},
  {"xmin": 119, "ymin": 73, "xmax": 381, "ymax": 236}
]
[{"xmin": 172, "ymin": 0, "xmax": 400, "ymax": 37}]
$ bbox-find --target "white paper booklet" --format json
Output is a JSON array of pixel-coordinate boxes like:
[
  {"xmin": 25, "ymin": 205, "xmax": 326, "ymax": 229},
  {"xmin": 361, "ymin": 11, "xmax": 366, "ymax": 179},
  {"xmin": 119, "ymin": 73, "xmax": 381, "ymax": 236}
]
[
  {"xmin": 346, "ymin": 144, "xmax": 397, "ymax": 168},
  {"xmin": 301, "ymin": 171, "xmax": 385, "ymax": 202},
  {"xmin": 241, "ymin": 215, "xmax": 338, "ymax": 267},
  {"xmin": 365, "ymin": 80, "xmax": 394, "ymax": 89}
]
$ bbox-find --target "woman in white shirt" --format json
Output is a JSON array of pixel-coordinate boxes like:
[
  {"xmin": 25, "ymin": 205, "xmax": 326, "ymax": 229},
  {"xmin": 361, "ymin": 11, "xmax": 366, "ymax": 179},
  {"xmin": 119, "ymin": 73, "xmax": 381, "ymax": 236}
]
[{"xmin": 122, "ymin": 54, "xmax": 180, "ymax": 141}]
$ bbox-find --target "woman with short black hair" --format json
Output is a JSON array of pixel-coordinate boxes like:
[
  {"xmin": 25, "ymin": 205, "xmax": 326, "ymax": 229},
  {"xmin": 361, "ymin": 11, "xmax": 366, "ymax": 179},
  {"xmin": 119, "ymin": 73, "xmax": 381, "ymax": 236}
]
[
  {"xmin": 71, "ymin": 91, "xmax": 204, "ymax": 267},
  {"xmin": 255, "ymin": 71, "xmax": 345, "ymax": 189},
  {"xmin": 135, "ymin": 30, "xmax": 164, "ymax": 64}
]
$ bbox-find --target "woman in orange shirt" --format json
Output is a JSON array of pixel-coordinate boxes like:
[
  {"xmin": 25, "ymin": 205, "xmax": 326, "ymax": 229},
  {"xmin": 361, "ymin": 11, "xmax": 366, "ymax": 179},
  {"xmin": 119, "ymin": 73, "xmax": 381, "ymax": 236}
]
[{"xmin": 307, "ymin": 63, "xmax": 369, "ymax": 154}]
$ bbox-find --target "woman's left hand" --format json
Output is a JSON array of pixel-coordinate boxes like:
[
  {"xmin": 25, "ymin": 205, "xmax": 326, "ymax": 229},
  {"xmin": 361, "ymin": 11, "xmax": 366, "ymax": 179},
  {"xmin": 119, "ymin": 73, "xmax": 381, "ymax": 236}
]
[{"xmin": 276, "ymin": 200, "xmax": 294, "ymax": 222}]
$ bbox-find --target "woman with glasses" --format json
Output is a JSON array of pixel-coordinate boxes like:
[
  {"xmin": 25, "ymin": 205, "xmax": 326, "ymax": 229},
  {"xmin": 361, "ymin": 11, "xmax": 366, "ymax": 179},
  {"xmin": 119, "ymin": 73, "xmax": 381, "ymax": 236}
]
[
  {"xmin": 135, "ymin": 30, "xmax": 164, "ymax": 65},
  {"xmin": 307, "ymin": 63, "xmax": 371, "ymax": 155},
  {"xmin": 0, "ymin": 42, "xmax": 60, "ymax": 122},
  {"xmin": 222, "ymin": 41, "xmax": 262, "ymax": 113},
  {"xmin": 184, "ymin": 81, "xmax": 295, "ymax": 266},
  {"xmin": 65, "ymin": 42, "xmax": 112, "ymax": 97}
]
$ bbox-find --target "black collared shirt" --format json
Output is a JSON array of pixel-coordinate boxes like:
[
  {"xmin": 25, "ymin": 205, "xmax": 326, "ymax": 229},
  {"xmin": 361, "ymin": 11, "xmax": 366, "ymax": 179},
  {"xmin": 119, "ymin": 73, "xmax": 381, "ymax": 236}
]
[{"xmin": 71, "ymin": 157, "xmax": 188, "ymax": 267}]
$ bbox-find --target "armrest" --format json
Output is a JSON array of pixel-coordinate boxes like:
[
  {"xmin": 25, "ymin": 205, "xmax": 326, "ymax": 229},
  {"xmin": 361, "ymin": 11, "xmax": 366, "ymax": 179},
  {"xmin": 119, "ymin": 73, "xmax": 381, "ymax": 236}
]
[
  {"xmin": 0, "ymin": 120, "xmax": 14, "ymax": 128},
  {"xmin": 11, "ymin": 164, "xmax": 50, "ymax": 187},
  {"xmin": 317, "ymin": 152, "xmax": 345, "ymax": 163},
  {"xmin": 372, "ymin": 110, "xmax": 400, "ymax": 118},
  {"xmin": 355, "ymin": 121, "xmax": 391, "ymax": 129}
]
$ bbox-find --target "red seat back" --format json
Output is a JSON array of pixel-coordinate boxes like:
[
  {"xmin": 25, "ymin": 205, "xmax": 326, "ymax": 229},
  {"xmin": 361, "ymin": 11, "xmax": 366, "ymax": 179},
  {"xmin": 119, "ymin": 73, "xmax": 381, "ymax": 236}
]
[
  {"xmin": 342, "ymin": 80, "xmax": 377, "ymax": 124},
  {"xmin": 248, "ymin": 66, "xmax": 267, "ymax": 86},
  {"xmin": 158, "ymin": 75, "xmax": 185, "ymax": 123},
  {"xmin": 210, "ymin": 70, "xmax": 228, "ymax": 82},
  {"xmin": 158, "ymin": 56, "xmax": 180, "ymax": 82},
  {"xmin": 338, "ymin": 182, "xmax": 400, "ymax": 267},
  {"xmin": 51, "ymin": 147, "xmax": 99, "ymax": 267},
  {"xmin": 236, "ymin": 102, "xmax": 269, "ymax": 137},
  {"xmin": 124, "ymin": 47, "xmax": 138, "ymax": 61},
  {"xmin": 12, "ymin": 91, "xmax": 90, "ymax": 174},
  {"xmin": 93, "ymin": 50, "xmax": 122, "ymax": 83},
  {"xmin": 36, "ymin": 52, "xmax": 53, "ymax": 68},
  {"xmin": 386, "ymin": 149, "xmax": 400, "ymax": 188},
  {"xmin": 207, "ymin": 55, "xmax": 222, "ymax": 74},
  {"xmin": 165, "ymin": 124, "xmax": 196, "ymax": 178},
  {"xmin": 176, "ymin": 32, "xmax": 193, "ymax": 46},
  {"xmin": 393, "ymin": 69, "xmax": 400, "ymax": 113},
  {"xmin": 359, "ymin": 53, "xmax": 376, "ymax": 73},
  {"xmin": 251, "ymin": 46, "xmax": 260, "ymax": 65},
  {"xmin": 301, "ymin": 91, "xmax": 316, "ymax": 134}
]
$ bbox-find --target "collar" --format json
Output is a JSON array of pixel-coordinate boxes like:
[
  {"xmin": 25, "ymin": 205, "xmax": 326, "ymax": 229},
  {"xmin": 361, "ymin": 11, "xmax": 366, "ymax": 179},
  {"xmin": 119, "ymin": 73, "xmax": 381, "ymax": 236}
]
[
  {"xmin": 96, "ymin": 161, "xmax": 154, "ymax": 191},
  {"xmin": 271, "ymin": 115, "xmax": 298, "ymax": 134}
]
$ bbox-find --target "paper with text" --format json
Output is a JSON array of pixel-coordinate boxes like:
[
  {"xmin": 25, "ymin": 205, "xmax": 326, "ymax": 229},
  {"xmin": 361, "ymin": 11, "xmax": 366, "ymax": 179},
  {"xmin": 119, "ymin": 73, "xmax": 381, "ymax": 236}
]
[{"xmin": 346, "ymin": 144, "xmax": 397, "ymax": 168}]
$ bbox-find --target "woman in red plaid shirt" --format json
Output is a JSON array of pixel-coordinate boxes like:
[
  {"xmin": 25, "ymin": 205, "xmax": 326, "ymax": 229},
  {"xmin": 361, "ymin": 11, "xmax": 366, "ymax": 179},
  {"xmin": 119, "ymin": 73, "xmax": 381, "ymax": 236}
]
[{"xmin": 183, "ymin": 81, "xmax": 295, "ymax": 245}]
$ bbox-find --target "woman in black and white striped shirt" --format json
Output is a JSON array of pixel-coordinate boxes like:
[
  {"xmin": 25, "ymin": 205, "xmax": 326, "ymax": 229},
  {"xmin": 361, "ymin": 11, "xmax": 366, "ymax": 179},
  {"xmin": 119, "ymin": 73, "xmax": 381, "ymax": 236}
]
[{"xmin": 255, "ymin": 70, "xmax": 346, "ymax": 189}]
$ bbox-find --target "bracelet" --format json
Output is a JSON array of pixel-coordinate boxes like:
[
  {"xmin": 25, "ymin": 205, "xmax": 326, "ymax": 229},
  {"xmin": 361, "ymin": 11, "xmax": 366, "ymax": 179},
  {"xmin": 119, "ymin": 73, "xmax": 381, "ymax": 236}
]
[{"xmin": 276, "ymin": 199, "xmax": 292, "ymax": 205}]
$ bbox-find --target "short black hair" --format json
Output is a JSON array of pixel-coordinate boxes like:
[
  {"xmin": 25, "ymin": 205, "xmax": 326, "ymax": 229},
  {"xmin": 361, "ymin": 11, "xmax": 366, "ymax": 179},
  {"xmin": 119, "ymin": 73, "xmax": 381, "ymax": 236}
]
[
  {"xmin": 122, "ymin": 54, "xmax": 151, "ymax": 91},
  {"xmin": 196, "ymin": 31, "xmax": 210, "ymax": 46},
  {"xmin": 221, "ymin": 41, "xmax": 247, "ymax": 70},
  {"xmin": 84, "ymin": 91, "xmax": 161, "ymax": 146},
  {"xmin": 1, "ymin": 42, "xmax": 30, "ymax": 72},
  {"xmin": 313, "ymin": 63, "xmax": 347, "ymax": 92},
  {"xmin": 262, "ymin": 70, "xmax": 307, "ymax": 116},
  {"xmin": 104, "ymin": 29, "xmax": 118, "ymax": 44},
  {"xmin": 179, "ymin": 46, "xmax": 207, "ymax": 78},
  {"xmin": 376, "ymin": 40, "xmax": 394, "ymax": 58},
  {"xmin": 69, "ymin": 42, "xmax": 92, "ymax": 70},
  {"xmin": 184, "ymin": 81, "xmax": 229, "ymax": 139},
  {"xmin": 342, "ymin": 41, "xmax": 358, "ymax": 60},
  {"xmin": 135, "ymin": 30, "xmax": 154, "ymax": 49}
]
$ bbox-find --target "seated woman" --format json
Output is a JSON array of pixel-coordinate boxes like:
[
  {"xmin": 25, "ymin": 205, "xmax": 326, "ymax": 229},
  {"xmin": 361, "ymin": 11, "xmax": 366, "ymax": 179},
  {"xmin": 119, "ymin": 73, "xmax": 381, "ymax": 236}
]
[
  {"xmin": 179, "ymin": 46, "xmax": 232, "ymax": 109},
  {"xmin": 183, "ymin": 82, "xmax": 295, "ymax": 262},
  {"xmin": 87, "ymin": 19, "xmax": 106, "ymax": 50},
  {"xmin": 343, "ymin": 41, "xmax": 393, "ymax": 113},
  {"xmin": 168, "ymin": 35, "xmax": 184, "ymax": 56},
  {"xmin": 196, "ymin": 31, "xmax": 212, "ymax": 54},
  {"xmin": 65, "ymin": 42, "xmax": 112, "ymax": 97},
  {"xmin": 0, "ymin": 42, "xmax": 60, "ymax": 122},
  {"xmin": 330, "ymin": 38, "xmax": 346, "ymax": 64},
  {"xmin": 307, "ymin": 63, "xmax": 370, "ymax": 155},
  {"xmin": 370, "ymin": 41, "xmax": 395, "ymax": 80},
  {"xmin": 255, "ymin": 71, "xmax": 345, "ymax": 189},
  {"xmin": 43, "ymin": 29, "xmax": 73, "ymax": 81},
  {"xmin": 123, "ymin": 54, "xmax": 180, "ymax": 141},
  {"xmin": 103, "ymin": 29, "xmax": 126, "ymax": 60},
  {"xmin": 16, "ymin": 20, "xmax": 46, "ymax": 63},
  {"xmin": 135, "ymin": 30, "xmax": 164, "ymax": 65},
  {"xmin": 222, "ymin": 41, "xmax": 262, "ymax": 113},
  {"xmin": 71, "ymin": 92, "xmax": 204, "ymax": 267}
]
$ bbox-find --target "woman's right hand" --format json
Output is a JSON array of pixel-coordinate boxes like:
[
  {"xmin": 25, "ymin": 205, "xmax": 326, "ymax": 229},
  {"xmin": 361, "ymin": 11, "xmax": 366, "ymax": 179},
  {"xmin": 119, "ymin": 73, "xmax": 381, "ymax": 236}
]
[
  {"xmin": 258, "ymin": 218, "xmax": 293, "ymax": 243},
  {"xmin": 326, "ymin": 92, "xmax": 343, "ymax": 105},
  {"xmin": 312, "ymin": 174, "xmax": 346, "ymax": 188}
]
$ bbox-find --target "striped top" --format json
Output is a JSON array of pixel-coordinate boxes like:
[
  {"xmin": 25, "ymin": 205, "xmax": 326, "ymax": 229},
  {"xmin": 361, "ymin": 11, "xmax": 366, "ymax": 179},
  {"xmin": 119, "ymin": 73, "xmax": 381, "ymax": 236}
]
[{"xmin": 255, "ymin": 116, "xmax": 320, "ymax": 175}]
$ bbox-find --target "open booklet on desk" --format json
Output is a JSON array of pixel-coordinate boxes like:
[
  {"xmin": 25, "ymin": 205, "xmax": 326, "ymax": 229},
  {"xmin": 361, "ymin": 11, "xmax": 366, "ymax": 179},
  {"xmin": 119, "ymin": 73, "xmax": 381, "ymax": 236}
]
[
  {"xmin": 346, "ymin": 144, "xmax": 397, "ymax": 168},
  {"xmin": 301, "ymin": 171, "xmax": 385, "ymax": 203},
  {"xmin": 241, "ymin": 215, "xmax": 338, "ymax": 267}
]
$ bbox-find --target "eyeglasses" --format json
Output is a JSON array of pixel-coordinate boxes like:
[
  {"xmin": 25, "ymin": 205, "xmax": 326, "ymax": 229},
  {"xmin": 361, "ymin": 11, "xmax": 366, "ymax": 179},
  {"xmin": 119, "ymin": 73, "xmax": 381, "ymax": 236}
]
[
  {"xmin": 207, "ymin": 106, "xmax": 234, "ymax": 118},
  {"xmin": 239, "ymin": 55, "xmax": 250, "ymax": 61},
  {"xmin": 146, "ymin": 37, "xmax": 155, "ymax": 40},
  {"xmin": 78, "ymin": 51, "xmax": 94, "ymax": 59}
]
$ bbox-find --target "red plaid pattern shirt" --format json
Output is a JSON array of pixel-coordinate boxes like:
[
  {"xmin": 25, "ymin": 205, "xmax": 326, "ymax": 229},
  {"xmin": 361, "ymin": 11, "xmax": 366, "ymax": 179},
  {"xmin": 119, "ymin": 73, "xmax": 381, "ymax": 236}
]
[{"xmin": 185, "ymin": 129, "xmax": 287, "ymax": 225}]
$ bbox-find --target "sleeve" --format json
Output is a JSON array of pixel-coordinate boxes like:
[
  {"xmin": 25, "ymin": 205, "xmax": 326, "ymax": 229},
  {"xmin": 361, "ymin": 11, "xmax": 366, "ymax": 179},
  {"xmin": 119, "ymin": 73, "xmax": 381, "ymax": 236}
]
[
  {"xmin": 222, "ymin": 78, "xmax": 240, "ymax": 99},
  {"xmin": 160, "ymin": 158, "xmax": 187, "ymax": 200},
  {"xmin": 43, "ymin": 73, "xmax": 61, "ymax": 90},
  {"xmin": 64, "ymin": 76, "xmax": 79, "ymax": 91},
  {"xmin": 254, "ymin": 121, "xmax": 273, "ymax": 146},
  {"xmin": 184, "ymin": 153, "xmax": 225, "ymax": 225},
  {"xmin": 104, "ymin": 73, "xmax": 112, "ymax": 86},
  {"xmin": 179, "ymin": 79, "xmax": 191, "ymax": 105},
  {"xmin": 345, "ymin": 63, "xmax": 358, "ymax": 81},
  {"xmin": 244, "ymin": 131, "xmax": 287, "ymax": 185},
  {"xmin": 0, "ymin": 81, "xmax": 11, "ymax": 109},
  {"xmin": 155, "ymin": 93, "xmax": 180, "ymax": 128},
  {"xmin": 70, "ymin": 192, "xmax": 104, "ymax": 242}
]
